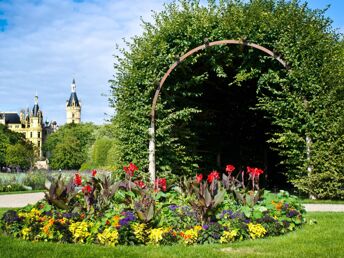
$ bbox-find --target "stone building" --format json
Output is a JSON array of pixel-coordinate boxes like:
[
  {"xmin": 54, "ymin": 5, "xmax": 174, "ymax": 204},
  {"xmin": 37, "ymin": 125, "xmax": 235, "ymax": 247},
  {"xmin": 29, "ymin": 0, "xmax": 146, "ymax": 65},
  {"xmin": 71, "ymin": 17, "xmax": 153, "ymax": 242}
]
[
  {"xmin": 66, "ymin": 79, "xmax": 81, "ymax": 124},
  {"xmin": 1, "ymin": 95, "xmax": 43, "ymax": 157}
]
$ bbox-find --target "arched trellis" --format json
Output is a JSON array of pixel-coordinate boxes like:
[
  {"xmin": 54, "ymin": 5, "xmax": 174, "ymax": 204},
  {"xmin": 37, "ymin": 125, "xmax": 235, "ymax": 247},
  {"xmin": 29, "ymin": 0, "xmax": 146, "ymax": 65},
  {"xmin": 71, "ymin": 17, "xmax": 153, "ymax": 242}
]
[{"xmin": 149, "ymin": 39, "xmax": 289, "ymax": 182}]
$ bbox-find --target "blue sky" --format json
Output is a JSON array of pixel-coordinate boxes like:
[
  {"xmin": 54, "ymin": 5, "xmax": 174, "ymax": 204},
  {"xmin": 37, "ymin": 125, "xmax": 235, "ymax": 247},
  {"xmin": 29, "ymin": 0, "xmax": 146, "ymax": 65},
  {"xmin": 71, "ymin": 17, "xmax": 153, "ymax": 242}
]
[{"xmin": 0, "ymin": 0, "xmax": 343, "ymax": 125}]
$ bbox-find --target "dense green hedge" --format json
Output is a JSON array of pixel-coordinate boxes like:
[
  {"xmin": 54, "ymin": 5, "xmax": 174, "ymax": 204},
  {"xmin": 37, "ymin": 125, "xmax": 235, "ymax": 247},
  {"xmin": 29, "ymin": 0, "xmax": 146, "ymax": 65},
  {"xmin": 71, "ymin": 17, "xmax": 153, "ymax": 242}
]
[{"xmin": 110, "ymin": 0, "xmax": 344, "ymax": 198}]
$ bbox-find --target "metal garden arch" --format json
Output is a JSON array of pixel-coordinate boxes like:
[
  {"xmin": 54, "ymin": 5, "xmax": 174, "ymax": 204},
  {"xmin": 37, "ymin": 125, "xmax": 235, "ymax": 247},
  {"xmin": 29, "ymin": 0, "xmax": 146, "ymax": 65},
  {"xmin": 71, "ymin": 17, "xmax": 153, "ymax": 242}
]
[{"xmin": 149, "ymin": 39, "xmax": 289, "ymax": 182}]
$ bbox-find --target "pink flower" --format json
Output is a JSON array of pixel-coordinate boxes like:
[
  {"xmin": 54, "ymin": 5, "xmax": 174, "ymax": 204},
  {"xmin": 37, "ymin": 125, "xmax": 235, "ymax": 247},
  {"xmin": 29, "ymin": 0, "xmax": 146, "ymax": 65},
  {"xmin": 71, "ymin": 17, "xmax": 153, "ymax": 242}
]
[
  {"xmin": 91, "ymin": 169, "xmax": 97, "ymax": 177},
  {"xmin": 225, "ymin": 164, "xmax": 235, "ymax": 174},
  {"xmin": 196, "ymin": 174, "xmax": 203, "ymax": 183},
  {"xmin": 207, "ymin": 170, "xmax": 220, "ymax": 183}
]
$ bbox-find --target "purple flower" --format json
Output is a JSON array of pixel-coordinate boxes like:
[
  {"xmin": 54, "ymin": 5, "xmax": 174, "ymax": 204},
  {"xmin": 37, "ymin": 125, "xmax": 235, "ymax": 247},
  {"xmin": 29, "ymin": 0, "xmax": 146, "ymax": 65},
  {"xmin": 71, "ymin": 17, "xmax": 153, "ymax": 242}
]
[
  {"xmin": 243, "ymin": 219, "xmax": 250, "ymax": 224},
  {"xmin": 286, "ymin": 210, "xmax": 299, "ymax": 218},
  {"xmin": 202, "ymin": 224, "xmax": 209, "ymax": 230},
  {"xmin": 212, "ymin": 233, "xmax": 220, "ymax": 239},
  {"xmin": 169, "ymin": 205, "xmax": 178, "ymax": 211}
]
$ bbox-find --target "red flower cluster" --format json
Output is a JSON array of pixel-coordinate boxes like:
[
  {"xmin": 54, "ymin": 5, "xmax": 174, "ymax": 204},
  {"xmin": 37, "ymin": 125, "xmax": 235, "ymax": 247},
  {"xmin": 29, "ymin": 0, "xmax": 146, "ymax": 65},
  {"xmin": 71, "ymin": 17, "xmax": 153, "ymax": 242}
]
[
  {"xmin": 134, "ymin": 180, "xmax": 146, "ymax": 189},
  {"xmin": 207, "ymin": 170, "xmax": 220, "ymax": 183},
  {"xmin": 91, "ymin": 169, "xmax": 97, "ymax": 177},
  {"xmin": 82, "ymin": 185, "xmax": 92, "ymax": 193},
  {"xmin": 247, "ymin": 166, "xmax": 264, "ymax": 177},
  {"xmin": 225, "ymin": 164, "xmax": 235, "ymax": 174},
  {"xmin": 155, "ymin": 178, "xmax": 167, "ymax": 192},
  {"xmin": 196, "ymin": 174, "xmax": 203, "ymax": 183},
  {"xmin": 123, "ymin": 162, "xmax": 138, "ymax": 177},
  {"xmin": 74, "ymin": 173, "xmax": 82, "ymax": 186}
]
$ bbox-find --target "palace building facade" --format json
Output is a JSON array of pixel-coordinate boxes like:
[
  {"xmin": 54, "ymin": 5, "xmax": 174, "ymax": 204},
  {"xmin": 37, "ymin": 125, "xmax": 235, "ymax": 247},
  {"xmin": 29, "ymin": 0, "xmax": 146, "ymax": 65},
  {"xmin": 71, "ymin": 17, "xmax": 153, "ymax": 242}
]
[{"xmin": 0, "ymin": 79, "xmax": 81, "ymax": 158}]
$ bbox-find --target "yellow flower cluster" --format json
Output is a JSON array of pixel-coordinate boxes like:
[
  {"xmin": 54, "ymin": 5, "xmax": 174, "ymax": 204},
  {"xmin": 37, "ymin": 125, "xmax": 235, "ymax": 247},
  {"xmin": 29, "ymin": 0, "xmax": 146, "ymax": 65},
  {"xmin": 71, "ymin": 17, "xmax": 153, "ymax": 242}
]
[
  {"xmin": 131, "ymin": 223, "xmax": 146, "ymax": 242},
  {"xmin": 247, "ymin": 223, "xmax": 267, "ymax": 239},
  {"xmin": 97, "ymin": 227, "xmax": 119, "ymax": 246},
  {"xmin": 21, "ymin": 227, "xmax": 31, "ymax": 240},
  {"xmin": 220, "ymin": 229, "xmax": 238, "ymax": 243},
  {"xmin": 69, "ymin": 221, "xmax": 94, "ymax": 243},
  {"xmin": 180, "ymin": 226, "xmax": 202, "ymax": 245},
  {"xmin": 18, "ymin": 208, "xmax": 41, "ymax": 222},
  {"xmin": 148, "ymin": 228, "xmax": 169, "ymax": 245}
]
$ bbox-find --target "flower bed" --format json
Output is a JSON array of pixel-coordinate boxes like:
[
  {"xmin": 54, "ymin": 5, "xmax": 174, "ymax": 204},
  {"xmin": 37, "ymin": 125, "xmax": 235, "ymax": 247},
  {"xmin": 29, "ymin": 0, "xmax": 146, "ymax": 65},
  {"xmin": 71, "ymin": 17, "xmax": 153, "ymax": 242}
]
[{"xmin": 0, "ymin": 165, "xmax": 306, "ymax": 246}]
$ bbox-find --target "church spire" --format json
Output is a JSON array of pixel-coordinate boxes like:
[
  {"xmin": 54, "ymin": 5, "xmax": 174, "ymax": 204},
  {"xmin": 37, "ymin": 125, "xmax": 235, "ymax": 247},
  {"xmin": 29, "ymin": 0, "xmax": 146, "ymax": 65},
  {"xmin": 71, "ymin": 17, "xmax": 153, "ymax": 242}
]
[
  {"xmin": 71, "ymin": 78, "xmax": 76, "ymax": 93},
  {"xmin": 34, "ymin": 93, "xmax": 38, "ymax": 105}
]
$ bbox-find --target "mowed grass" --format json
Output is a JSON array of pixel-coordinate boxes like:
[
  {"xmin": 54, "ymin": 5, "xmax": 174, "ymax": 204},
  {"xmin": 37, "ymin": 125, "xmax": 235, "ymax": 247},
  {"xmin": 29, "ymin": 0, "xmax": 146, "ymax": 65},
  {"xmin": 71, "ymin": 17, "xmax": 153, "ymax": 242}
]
[{"xmin": 0, "ymin": 209, "xmax": 343, "ymax": 258}]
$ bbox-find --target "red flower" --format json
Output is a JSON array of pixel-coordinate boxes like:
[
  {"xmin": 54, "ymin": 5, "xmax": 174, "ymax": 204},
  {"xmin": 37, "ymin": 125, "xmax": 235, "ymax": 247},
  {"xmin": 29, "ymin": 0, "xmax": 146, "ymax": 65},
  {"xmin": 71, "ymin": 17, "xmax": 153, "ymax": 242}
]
[
  {"xmin": 91, "ymin": 169, "xmax": 97, "ymax": 177},
  {"xmin": 247, "ymin": 166, "xmax": 264, "ymax": 177},
  {"xmin": 225, "ymin": 164, "xmax": 235, "ymax": 174},
  {"xmin": 129, "ymin": 162, "xmax": 138, "ymax": 172},
  {"xmin": 134, "ymin": 180, "xmax": 146, "ymax": 189},
  {"xmin": 155, "ymin": 178, "xmax": 167, "ymax": 192},
  {"xmin": 123, "ymin": 162, "xmax": 139, "ymax": 177},
  {"xmin": 207, "ymin": 170, "xmax": 220, "ymax": 183},
  {"xmin": 82, "ymin": 185, "xmax": 92, "ymax": 193},
  {"xmin": 196, "ymin": 174, "xmax": 203, "ymax": 183},
  {"xmin": 74, "ymin": 173, "xmax": 82, "ymax": 186}
]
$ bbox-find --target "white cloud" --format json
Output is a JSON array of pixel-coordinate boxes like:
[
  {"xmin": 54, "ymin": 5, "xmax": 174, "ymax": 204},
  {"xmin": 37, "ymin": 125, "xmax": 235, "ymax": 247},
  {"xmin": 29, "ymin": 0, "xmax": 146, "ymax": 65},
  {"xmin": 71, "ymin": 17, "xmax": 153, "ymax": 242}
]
[{"xmin": 0, "ymin": 0, "xmax": 168, "ymax": 124}]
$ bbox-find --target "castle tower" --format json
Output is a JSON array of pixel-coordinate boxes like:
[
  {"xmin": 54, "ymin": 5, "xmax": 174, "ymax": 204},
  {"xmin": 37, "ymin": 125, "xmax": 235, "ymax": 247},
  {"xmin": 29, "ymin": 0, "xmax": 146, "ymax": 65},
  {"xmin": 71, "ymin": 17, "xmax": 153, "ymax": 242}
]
[
  {"xmin": 29, "ymin": 94, "xmax": 43, "ymax": 158},
  {"xmin": 66, "ymin": 79, "xmax": 81, "ymax": 124}
]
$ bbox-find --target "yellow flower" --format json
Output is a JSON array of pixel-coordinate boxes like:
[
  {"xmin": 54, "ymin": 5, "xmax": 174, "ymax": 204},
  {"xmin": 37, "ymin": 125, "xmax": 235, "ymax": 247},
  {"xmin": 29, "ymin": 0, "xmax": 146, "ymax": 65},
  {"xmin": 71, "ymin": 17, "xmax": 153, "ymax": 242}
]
[
  {"xmin": 180, "ymin": 228, "xmax": 199, "ymax": 245},
  {"xmin": 131, "ymin": 223, "xmax": 146, "ymax": 242},
  {"xmin": 193, "ymin": 225, "xmax": 202, "ymax": 231},
  {"xmin": 97, "ymin": 228, "xmax": 119, "ymax": 246},
  {"xmin": 21, "ymin": 227, "xmax": 31, "ymax": 240},
  {"xmin": 247, "ymin": 223, "xmax": 267, "ymax": 239},
  {"xmin": 220, "ymin": 229, "xmax": 238, "ymax": 243},
  {"xmin": 148, "ymin": 228, "xmax": 168, "ymax": 245},
  {"xmin": 69, "ymin": 221, "xmax": 93, "ymax": 243}
]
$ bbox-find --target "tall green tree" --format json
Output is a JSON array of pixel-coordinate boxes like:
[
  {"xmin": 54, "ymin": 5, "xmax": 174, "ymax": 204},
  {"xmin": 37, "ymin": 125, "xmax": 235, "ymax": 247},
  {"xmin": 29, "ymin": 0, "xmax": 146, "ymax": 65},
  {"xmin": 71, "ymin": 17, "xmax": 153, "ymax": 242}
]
[
  {"xmin": 43, "ymin": 123, "xmax": 97, "ymax": 170},
  {"xmin": 49, "ymin": 136, "xmax": 86, "ymax": 170},
  {"xmin": 0, "ymin": 124, "xmax": 34, "ymax": 169},
  {"xmin": 5, "ymin": 143, "xmax": 34, "ymax": 170},
  {"xmin": 110, "ymin": 0, "xmax": 343, "ymax": 198}
]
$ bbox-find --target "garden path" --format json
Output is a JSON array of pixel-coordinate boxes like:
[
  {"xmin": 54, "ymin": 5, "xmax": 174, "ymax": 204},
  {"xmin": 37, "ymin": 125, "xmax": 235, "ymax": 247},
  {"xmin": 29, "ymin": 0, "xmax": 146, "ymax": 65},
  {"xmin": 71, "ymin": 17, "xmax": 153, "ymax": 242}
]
[
  {"xmin": 0, "ymin": 192, "xmax": 45, "ymax": 208},
  {"xmin": 0, "ymin": 193, "xmax": 344, "ymax": 211}
]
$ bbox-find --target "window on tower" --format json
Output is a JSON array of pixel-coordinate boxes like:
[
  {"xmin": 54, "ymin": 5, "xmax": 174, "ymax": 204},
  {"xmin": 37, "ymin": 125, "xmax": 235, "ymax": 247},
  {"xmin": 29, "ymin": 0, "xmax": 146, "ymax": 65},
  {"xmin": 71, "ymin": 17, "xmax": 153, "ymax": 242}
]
[{"xmin": 38, "ymin": 132, "xmax": 41, "ymax": 138}]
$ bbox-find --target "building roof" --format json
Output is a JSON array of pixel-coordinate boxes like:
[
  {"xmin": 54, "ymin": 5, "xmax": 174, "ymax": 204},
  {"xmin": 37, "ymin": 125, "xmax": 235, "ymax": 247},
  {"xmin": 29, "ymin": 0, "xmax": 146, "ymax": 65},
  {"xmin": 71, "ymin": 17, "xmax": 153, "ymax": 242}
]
[
  {"xmin": 32, "ymin": 104, "xmax": 40, "ymax": 117},
  {"xmin": 1, "ymin": 113, "xmax": 21, "ymax": 124},
  {"xmin": 67, "ymin": 92, "xmax": 80, "ymax": 107}
]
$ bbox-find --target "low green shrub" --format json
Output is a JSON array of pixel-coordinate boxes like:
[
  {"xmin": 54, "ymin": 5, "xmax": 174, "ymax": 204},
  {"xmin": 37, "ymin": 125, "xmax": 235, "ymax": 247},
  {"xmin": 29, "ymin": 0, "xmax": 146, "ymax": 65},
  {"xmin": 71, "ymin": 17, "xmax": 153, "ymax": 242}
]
[{"xmin": 22, "ymin": 171, "xmax": 46, "ymax": 190}]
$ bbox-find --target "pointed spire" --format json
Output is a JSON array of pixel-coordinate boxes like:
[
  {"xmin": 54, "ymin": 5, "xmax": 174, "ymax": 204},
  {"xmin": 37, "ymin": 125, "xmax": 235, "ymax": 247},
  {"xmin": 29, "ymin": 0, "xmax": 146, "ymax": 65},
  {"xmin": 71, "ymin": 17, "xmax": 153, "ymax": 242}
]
[
  {"xmin": 34, "ymin": 93, "xmax": 38, "ymax": 105},
  {"xmin": 71, "ymin": 78, "xmax": 76, "ymax": 93}
]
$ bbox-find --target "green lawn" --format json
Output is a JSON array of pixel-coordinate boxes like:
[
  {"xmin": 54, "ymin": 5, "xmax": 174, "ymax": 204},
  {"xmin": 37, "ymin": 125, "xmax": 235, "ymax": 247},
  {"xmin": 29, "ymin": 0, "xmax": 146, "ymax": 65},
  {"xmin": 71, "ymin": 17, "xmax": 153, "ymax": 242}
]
[
  {"xmin": 0, "ymin": 209, "xmax": 343, "ymax": 258},
  {"xmin": 301, "ymin": 199, "xmax": 344, "ymax": 204}
]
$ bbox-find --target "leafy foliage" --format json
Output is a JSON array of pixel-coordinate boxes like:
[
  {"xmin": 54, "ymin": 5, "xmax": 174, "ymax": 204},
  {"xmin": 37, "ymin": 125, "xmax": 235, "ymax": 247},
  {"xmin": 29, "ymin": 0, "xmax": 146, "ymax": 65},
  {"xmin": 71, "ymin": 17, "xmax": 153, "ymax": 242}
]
[
  {"xmin": 43, "ymin": 123, "xmax": 97, "ymax": 170},
  {"xmin": 110, "ymin": 0, "xmax": 344, "ymax": 198},
  {"xmin": 0, "ymin": 124, "xmax": 35, "ymax": 169}
]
